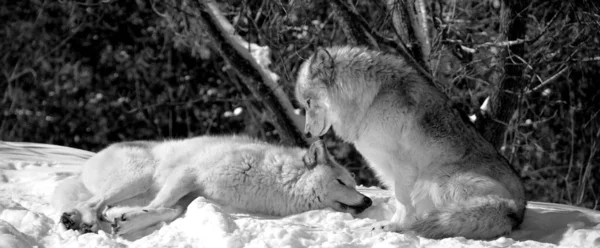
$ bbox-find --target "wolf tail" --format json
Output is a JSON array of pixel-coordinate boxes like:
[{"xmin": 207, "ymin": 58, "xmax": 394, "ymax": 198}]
[{"xmin": 410, "ymin": 196, "xmax": 524, "ymax": 240}]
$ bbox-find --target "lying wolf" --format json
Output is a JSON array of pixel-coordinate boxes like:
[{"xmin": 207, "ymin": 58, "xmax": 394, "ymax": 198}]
[
  {"xmin": 295, "ymin": 46, "xmax": 526, "ymax": 240},
  {"xmin": 53, "ymin": 135, "xmax": 372, "ymax": 236}
]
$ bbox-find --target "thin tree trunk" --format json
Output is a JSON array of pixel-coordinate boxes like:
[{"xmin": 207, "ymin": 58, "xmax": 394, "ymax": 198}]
[
  {"xmin": 386, "ymin": 0, "xmax": 431, "ymax": 71},
  {"xmin": 476, "ymin": 0, "xmax": 529, "ymax": 149},
  {"xmin": 203, "ymin": 1, "xmax": 309, "ymax": 143},
  {"xmin": 163, "ymin": 0, "xmax": 307, "ymax": 147}
]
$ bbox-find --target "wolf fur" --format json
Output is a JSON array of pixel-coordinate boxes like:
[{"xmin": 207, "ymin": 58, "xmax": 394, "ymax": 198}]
[
  {"xmin": 54, "ymin": 135, "xmax": 372, "ymax": 236},
  {"xmin": 295, "ymin": 46, "xmax": 526, "ymax": 240}
]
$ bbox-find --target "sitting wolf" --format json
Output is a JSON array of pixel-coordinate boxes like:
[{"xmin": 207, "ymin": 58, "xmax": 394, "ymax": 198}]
[
  {"xmin": 295, "ymin": 46, "xmax": 526, "ymax": 240},
  {"xmin": 53, "ymin": 135, "xmax": 372, "ymax": 236}
]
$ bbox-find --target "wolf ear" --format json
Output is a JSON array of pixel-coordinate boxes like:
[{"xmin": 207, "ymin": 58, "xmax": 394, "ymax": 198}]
[
  {"xmin": 303, "ymin": 140, "xmax": 328, "ymax": 169},
  {"xmin": 310, "ymin": 47, "xmax": 334, "ymax": 71}
]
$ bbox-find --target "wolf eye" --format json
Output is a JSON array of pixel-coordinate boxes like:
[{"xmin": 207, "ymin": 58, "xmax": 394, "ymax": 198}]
[
  {"xmin": 337, "ymin": 179, "xmax": 346, "ymax": 186},
  {"xmin": 306, "ymin": 99, "xmax": 311, "ymax": 107}
]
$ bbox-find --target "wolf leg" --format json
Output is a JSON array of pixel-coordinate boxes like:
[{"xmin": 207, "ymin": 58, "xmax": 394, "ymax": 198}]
[
  {"xmin": 372, "ymin": 191, "xmax": 417, "ymax": 232},
  {"xmin": 61, "ymin": 175, "xmax": 153, "ymax": 233},
  {"xmin": 102, "ymin": 205, "xmax": 184, "ymax": 235},
  {"xmin": 104, "ymin": 170, "xmax": 195, "ymax": 235},
  {"xmin": 372, "ymin": 176, "xmax": 417, "ymax": 232}
]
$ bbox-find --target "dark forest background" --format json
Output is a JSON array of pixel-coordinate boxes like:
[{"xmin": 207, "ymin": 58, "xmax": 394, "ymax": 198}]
[{"xmin": 1, "ymin": 0, "xmax": 599, "ymax": 209}]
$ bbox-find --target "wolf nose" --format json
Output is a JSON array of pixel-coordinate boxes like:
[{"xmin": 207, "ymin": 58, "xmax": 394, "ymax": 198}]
[
  {"xmin": 363, "ymin": 196, "xmax": 372, "ymax": 207},
  {"xmin": 305, "ymin": 132, "xmax": 312, "ymax": 138}
]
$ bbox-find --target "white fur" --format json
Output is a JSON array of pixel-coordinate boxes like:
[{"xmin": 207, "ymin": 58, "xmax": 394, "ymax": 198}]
[
  {"xmin": 296, "ymin": 46, "xmax": 526, "ymax": 240},
  {"xmin": 53, "ymin": 135, "xmax": 372, "ymax": 238}
]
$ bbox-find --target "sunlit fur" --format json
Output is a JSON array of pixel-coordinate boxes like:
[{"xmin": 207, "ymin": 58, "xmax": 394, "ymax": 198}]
[
  {"xmin": 53, "ymin": 135, "xmax": 371, "ymax": 237},
  {"xmin": 296, "ymin": 46, "xmax": 526, "ymax": 240}
]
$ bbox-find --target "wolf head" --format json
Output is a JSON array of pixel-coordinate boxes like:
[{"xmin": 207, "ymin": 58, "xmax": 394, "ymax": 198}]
[
  {"xmin": 302, "ymin": 140, "xmax": 372, "ymax": 214},
  {"xmin": 295, "ymin": 48, "xmax": 336, "ymax": 138},
  {"xmin": 295, "ymin": 47, "xmax": 384, "ymax": 141}
]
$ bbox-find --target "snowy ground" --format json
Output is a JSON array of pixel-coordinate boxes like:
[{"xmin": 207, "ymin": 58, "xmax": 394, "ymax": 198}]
[{"xmin": 1, "ymin": 142, "xmax": 599, "ymax": 248}]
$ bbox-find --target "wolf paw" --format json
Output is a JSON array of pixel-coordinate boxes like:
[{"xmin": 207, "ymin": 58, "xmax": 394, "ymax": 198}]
[
  {"xmin": 60, "ymin": 211, "xmax": 81, "ymax": 230},
  {"xmin": 80, "ymin": 223, "xmax": 98, "ymax": 234},
  {"xmin": 101, "ymin": 205, "xmax": 126, "ymax": 234},
  {"xmin": 60, "ymin": 210, "xmax": 99, "ymax": 233},
  {"xmin": 110, "ymin": 213, "xmax": 128, "ymax": 235},
  {"xmin": 103, "ymin": 206, "xmax": 148, "ymax": 235}
]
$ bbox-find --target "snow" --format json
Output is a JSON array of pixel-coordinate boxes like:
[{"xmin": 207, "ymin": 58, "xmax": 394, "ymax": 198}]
[{"xmin": 1, "ymin": 143, "xmax": 600, "ymax": 248}]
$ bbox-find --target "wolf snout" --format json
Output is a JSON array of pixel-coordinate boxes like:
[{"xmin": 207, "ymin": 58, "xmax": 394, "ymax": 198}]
[
  {"xmin": 349, "ymin": 196, "xmax": 373, "ymax": 214},
  {"xmin": 304, "ymin": 132, "xmax": 312, "ymax": 138},
  {"xmin": 357, "ymin": 196, "xmax": 372, "ymax": 211}
]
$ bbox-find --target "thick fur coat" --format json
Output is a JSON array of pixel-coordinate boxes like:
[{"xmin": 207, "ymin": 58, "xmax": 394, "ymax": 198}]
[
  {"xmin": 53, "ymin": 135, "xmax": 371, "ymax": 237},
  {"xmin": 295, "ymin": 46, "xmax": 526, "ymax": 240}
]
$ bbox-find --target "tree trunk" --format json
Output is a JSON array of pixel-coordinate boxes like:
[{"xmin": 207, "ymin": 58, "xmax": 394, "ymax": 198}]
[
  {"xmin": 476, "ymin": 0, "xmax": 529, "ymax": 149},
  {"xmin": 386, "ymin": 0, "xmax": 431, "ymax": 71}
]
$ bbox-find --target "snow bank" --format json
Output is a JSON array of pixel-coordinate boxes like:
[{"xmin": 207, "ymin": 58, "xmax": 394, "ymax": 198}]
[{"xmin": 1, "ymin": 153, "xmax": 599, "ymax": 248}]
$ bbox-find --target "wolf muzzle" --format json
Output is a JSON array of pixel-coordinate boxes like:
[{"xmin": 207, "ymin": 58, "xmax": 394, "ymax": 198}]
[{"xmin": 343, "ymin": 196, "xmax": 372, "ymax": 214}]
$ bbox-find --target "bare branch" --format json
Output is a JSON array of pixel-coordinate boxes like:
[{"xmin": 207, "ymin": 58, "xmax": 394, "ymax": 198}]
[
  {"xmin": 576, "ymin": 127, "xmax": 600, "ymax": 205},
  {"xmin": 581, "ymin": 56, "xmax": 600, "ymax": 62},
  {"xmin": 8, "ymin": 68, "xmax": 37, "ymax": 83},
  {"xmin": 443, "ymin": 38, "xmax": 529, "ymax": 52},
  {"xmin": 414, "ymin": 0, "xmax": 431, "ymax": 60},
  {"xmin": 386, "ymin": 0, "xmax": 411, "ymax": 45},
  {"xmin": 526, "ymin": 67, "xmax": 568, "ymax": 94}
]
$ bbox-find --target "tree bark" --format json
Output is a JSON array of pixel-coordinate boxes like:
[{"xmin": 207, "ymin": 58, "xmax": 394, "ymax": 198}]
[
  {"xmin": 476, "ymin": 0, "xmax": 529, "ymax": 149},
  {"xmin": 386, "ymin": 0, "xmax": 431, "ymax": 71}
]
